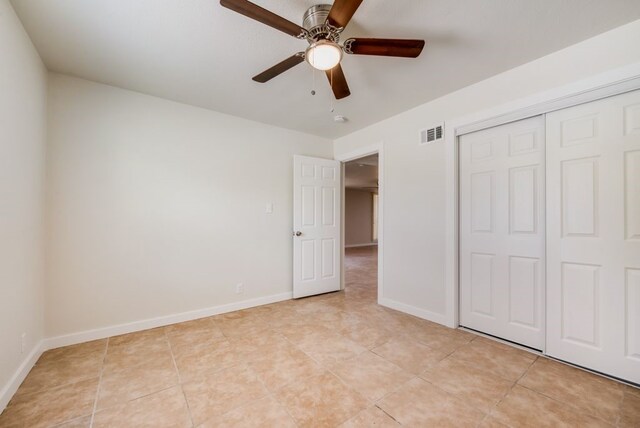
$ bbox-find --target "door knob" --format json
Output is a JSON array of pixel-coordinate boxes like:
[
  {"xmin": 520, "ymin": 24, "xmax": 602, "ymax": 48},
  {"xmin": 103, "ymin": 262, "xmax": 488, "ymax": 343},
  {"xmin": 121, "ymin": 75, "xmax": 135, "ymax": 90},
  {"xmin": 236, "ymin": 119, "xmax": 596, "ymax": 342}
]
[{"xmin": 293, "ymin": 231, "xmax": 302, "ymax": 237}]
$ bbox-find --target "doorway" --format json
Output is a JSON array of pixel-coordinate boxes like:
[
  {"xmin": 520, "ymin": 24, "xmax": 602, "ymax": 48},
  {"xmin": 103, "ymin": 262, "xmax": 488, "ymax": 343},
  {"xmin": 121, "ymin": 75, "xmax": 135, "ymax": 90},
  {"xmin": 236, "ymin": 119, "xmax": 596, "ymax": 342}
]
[
  {"xmin": 344, "ymin": 154, "xmax": 379, "ymax": 296},
  {"xmin": 335, "ymin": 143, "xmax": 384, "ymax": 303}
]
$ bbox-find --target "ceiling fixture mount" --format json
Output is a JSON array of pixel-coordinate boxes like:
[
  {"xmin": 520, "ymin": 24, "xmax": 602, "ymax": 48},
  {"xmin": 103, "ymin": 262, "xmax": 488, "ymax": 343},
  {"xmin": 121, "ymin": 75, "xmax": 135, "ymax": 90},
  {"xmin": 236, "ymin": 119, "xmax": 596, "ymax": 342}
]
[{"xmin": 219, "ymin": 0, "xmax": 425, "ymax": 99}]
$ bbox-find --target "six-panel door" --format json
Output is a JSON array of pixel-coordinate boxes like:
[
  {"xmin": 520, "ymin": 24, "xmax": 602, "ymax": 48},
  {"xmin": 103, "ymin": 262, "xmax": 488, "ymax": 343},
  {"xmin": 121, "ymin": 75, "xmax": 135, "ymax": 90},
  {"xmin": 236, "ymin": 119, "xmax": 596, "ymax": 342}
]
[
  {"xmin": 459, "ymin": 116, "xmax": 546, "ymax": 350},
  {"xmin": 293, "ymin": 155, "xmax": 341, "ymax": 298},
  {"xmin": 546, "ymin": 90, "xmax": 640, "ymax": 383}
]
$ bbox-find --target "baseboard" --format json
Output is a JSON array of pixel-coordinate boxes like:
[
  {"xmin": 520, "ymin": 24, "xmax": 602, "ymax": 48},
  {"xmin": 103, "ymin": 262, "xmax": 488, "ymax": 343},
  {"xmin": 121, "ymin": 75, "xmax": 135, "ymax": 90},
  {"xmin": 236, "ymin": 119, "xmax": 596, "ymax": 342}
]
[
  {"xmin": 43, "ymin": 292, "xmax": 292, "ymax": 351},
  {"xmin": 345, "ymin": 243, "xmax": 378, "ymax": 248},
  {"xmin": 0, "ymin": 341, "xmax": 43, "ymax": 412},
  {"xmin": 379, "ymin": 297, "xmax": 449, "ymax": 326}
]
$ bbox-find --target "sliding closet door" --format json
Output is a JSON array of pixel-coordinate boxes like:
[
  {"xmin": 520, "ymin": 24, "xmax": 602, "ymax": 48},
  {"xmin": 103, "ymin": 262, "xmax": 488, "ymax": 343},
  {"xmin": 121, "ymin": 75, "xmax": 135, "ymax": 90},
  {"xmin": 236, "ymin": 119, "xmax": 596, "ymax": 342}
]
[
  {"xmin": 546, "ymin": 90, "xmax": 640, "ymax": 383},
  {"xmin": 460, "ymin": 116, "xmax": 545, "ymax": 350}
]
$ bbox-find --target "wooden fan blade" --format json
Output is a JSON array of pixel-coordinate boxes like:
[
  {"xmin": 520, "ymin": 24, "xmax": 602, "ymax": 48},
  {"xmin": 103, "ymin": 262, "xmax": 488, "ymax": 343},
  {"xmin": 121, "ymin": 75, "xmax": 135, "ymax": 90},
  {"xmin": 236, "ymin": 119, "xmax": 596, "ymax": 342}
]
[
  {"xmin": 327, "ymin": 0, "xmax": 364, "ymax": 28},
  {"xmin": 220, "ymin": 0, "xmax": 305, "ymax": 38},
  {"xmin": 344, "ymin": 38, "xmax": 425, "ymax": 58},
  {"xmin": 325, "ymin": 64, "xmax": 350, "ymax": 99},
  {"xmin": 252, "ymin": 53, "xmax": 305, "ymax": 83}
]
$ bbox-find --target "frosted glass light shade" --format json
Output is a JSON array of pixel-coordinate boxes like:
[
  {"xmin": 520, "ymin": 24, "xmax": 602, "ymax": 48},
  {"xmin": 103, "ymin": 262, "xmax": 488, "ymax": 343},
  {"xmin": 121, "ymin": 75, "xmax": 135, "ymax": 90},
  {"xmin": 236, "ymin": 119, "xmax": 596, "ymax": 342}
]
[{"xmin": 306, "ymin": 40, "xmax": 342, "ymax": 71}]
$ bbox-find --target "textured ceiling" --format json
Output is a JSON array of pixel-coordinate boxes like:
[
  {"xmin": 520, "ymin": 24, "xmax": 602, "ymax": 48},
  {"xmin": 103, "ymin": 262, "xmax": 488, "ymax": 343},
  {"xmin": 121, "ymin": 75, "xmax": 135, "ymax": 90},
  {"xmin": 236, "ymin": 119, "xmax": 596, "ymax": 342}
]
[{"xmin": 11, "ymin": 0, "xmax": 640, "ymax": 138}]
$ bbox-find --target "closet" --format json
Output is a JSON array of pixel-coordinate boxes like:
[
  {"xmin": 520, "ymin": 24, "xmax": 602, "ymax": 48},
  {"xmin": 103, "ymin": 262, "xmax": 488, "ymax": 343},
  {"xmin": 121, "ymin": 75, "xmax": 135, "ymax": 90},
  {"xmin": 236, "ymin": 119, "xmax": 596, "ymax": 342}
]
[{"xmin": 459, "ymin": 90, "xmax": 640, "ymax": 384}]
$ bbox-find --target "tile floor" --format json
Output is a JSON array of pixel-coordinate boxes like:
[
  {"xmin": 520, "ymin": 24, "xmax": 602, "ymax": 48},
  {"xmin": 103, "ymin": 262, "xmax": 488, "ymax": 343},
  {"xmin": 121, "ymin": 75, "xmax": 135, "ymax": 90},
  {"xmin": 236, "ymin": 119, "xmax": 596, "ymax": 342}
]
[{"xmin": 1, "ymin": 246, "xmax": 639, "ymax": 427}]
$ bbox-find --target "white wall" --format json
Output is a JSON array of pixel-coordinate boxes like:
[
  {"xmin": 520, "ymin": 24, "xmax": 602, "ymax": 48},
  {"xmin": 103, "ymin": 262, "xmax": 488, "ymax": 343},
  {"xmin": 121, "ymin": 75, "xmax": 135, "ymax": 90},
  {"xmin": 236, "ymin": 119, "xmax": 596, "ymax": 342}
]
[
  {"xmin": 334, "ymin": 19, "xmax": 640, "ymax": 324},
  {"xmin": 345, "ymin": 189, "xmax": 375, "ymax": 247},
  {"xmin": 46, "ymin": 74, "xmax": 332, "ymax": 338},
  {"xmin": 0, "ymin": 0, "xmax": 47, "ymax": 407}
]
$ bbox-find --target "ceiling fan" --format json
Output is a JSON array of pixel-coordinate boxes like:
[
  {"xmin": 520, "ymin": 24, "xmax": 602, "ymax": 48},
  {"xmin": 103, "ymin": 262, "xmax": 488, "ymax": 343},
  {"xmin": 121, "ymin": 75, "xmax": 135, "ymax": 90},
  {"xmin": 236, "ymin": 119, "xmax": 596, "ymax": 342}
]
[{"xmin": 219, "ymin": 0, "xmax": 425, "ymax": 99}]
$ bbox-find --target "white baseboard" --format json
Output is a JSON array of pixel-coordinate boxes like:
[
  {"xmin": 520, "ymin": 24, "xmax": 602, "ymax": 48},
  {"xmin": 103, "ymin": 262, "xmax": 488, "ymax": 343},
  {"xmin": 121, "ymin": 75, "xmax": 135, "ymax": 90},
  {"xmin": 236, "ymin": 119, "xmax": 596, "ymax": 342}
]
[
  {"xmin": 43, "ymin": 292, "xmax": 292, "ymax": 351},
  {"xmin": 0, "ymin": 341, "xmax": 44, "ymax": 412},
  {"xmin": 379, "ymin": 297, "xmax": 449, "ymax": 326},
  {"xmin": 345, "ymin": 243, "xmax": 378, "ymax": 248}
]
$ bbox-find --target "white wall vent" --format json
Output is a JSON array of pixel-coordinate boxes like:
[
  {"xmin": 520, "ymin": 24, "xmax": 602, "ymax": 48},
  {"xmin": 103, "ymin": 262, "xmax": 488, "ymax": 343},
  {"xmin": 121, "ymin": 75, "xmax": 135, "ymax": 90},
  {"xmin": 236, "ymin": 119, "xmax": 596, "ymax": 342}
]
[{"xmin": 419, "ymin": 123, "xmax": 444, "ymax": 145}]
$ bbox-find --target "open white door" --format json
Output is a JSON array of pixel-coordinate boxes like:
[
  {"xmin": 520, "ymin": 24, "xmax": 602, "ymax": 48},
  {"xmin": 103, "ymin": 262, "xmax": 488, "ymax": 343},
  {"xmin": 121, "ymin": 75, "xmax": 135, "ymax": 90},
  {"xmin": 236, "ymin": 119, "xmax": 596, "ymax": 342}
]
[{"xmin": 293, "ymin": 155, "xmax": 341, "ymax": 298}]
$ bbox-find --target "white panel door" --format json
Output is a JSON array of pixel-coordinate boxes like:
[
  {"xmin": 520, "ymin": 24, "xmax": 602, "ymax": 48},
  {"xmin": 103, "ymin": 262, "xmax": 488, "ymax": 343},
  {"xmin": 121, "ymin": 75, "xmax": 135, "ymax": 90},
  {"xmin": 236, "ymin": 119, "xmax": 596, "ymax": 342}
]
[
  {"xmin": 293, "ymin": 155, "xmax": 341, "ymax": 298},
  {"xmin": 460, "ymin": 116, "xmax": 545, "ymax": 350},
  {"xmin": 546, "ymin": 90, "xmax": 640, "ymax": 383}
]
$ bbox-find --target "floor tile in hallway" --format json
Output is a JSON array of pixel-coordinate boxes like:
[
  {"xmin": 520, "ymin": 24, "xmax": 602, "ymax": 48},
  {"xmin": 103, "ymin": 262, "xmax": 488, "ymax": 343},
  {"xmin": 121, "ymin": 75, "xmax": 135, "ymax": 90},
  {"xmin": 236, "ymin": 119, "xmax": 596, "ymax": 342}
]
[{"xmin": 1, "ymin": 246, "xmax": 638, "ymax": 427}]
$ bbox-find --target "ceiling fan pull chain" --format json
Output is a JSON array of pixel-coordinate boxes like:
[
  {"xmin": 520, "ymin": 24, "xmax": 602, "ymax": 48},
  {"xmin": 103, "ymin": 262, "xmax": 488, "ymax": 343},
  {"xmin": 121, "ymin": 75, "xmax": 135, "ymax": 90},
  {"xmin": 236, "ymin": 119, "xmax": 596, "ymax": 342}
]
[{"xmin": 330, "ymin": 68, "xmax": 335, "ymax": 112}]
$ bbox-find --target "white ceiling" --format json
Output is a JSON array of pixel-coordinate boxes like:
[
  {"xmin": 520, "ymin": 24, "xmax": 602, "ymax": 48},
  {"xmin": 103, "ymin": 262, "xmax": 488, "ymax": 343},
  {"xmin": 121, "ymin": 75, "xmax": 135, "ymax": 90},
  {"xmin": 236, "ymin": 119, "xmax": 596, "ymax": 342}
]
[{"xmin": 11, "ymin": 0, "xmax": 640, "ymax": 138}]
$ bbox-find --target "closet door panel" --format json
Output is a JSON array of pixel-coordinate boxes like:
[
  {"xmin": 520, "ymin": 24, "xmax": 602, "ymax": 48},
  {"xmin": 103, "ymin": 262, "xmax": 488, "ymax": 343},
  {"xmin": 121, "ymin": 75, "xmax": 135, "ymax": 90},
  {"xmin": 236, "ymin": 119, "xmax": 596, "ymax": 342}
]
[
  {"xmin": 460, "ymin": 116, "xmax": 545, "ymax": 350},
  {"xmin": 546, "ymin": 90, "xmax": 640, "ymax": 384}
]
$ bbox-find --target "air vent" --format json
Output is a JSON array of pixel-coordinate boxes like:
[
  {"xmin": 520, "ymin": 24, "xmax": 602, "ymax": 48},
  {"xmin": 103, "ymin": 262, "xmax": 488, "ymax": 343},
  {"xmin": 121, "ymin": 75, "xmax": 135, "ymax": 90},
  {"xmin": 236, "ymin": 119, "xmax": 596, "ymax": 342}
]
[{"xmin": 419, "ymin": 123, "xmax": 444, "ymax": 145}]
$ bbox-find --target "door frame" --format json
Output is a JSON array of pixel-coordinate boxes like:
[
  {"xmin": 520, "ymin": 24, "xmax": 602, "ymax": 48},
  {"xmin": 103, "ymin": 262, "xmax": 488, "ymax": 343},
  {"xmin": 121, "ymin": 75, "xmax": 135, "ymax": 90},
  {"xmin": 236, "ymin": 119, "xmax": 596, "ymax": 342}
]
[
  {"xmin": 445, "ymin": 62, "xmax": 640, "ymax": 329},
  {"xmin": 335, "ymin": 142, "xmax": 384, "ymax": 302}
]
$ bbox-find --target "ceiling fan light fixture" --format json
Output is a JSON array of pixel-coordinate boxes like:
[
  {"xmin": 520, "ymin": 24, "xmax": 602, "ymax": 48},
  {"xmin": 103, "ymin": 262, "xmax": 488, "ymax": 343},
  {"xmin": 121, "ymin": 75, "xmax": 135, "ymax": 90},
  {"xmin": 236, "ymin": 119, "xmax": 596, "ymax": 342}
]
[{"xmin": 305, "ymin": 40, "xmax": 343, "ymax": 71}]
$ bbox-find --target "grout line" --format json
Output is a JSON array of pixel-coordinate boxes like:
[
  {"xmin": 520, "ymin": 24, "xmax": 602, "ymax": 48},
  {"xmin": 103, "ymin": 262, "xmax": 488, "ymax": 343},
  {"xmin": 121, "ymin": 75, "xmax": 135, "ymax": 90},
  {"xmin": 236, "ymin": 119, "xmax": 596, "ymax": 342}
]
[
  {"xmin": 510, "ymin": 356, "xmax": 622, "ymax": 425},
  {"xmin": 165, "ymin": 330, "xmax": 183, "ymax": 386},
  {"xmin": 165, "ymin": 328, "xmax": 195, "ymax": 428},
  {"xmin": 88, "ymin": 337, "xmax": 109, "ymax": 428},
  {"xmin": 479, "ymin": 355, "xmax": 538, "ymax": 425},
  {"xmin": 516, "ymin": 381, "xmax": 618, "ymax": 426},
  {"xmin": 373, "ymin": 374, "xmax": 417, "ymax": 406},
  {"xmin": 374, "ymin": 403, "xmax": 401, "ymax": 424}
]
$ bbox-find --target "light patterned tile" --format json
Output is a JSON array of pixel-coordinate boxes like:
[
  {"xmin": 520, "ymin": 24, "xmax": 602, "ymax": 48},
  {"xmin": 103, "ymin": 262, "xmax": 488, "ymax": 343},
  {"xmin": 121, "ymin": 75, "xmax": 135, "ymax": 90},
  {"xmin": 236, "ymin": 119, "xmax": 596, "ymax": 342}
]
[
  {"xmin": 276, "ymin": 324, "xmax": 334, "ymax": 345},
  {"xmin": 518, "ymin": 358, "xmax": 624, "ymax": 423},
  {"xmin": 52, "ymin": 415, "xmax": 92, "ymax": 427},
  {"xmin": 420, "ymin": 357, "xmax": 513, "ymax": 413},
  {"xmin": 174, "ymin": 339, "xmax": 245, "ymax": 382},
  {"xmin": 104, "ymin": 329, "xmax": 172, "ymax": 371},
  {"xmin": 448, "ymin": 337, "xmax": 536, "ymax": 382},
  {"xmin": 275, "ymin": 372, "xmax": 368, "ymax": 427},
  {"xmin": 92, "ymin": 386, "xmax": 191, "ymax": 427},
  {"xmin": 371, "ymin": 337, "xmax": 450, "ymax": 374},
  {"xmin": 108, "ymin": 328, "xmax": 166, "ymax": 348},
  {"xmin": 217, "ymin": 315, "xmax": 270, "ymax": 338},
  {"xmin": 331, "ymin": 351, "xmax": 413, "ymax": 401},
  {"xmin": 340, "ymin": 406, "xmax": 400, "ymax": 427},
  {"xmin": 403, "ymin": 328, "xmax": 471, "ymax": 354},
  {"xmin": 377, "ymin": 377, "xmax": 485, "ymax": 427},
  {"xmin": 7, "ymin": 247, "xmax": 634, "ymax": 428},
  {"xmin": 622, "ymin": 384, "xmax": 640, "ymax": 398},
  {"xmin": 248, "ymin": 345, "xmax": 324, "ymax": 392},
  {"xmin": 37, "ymin": 340, "xmax": 107, "ymax": 365},
  {"xmin": 478, "ymin": 416, "xmax": 511, "ymax": 428},
  {"xmin": 619, "ymin": 391, "xmax": 640, "ymax": 428},
  {"xmin": 164, "ymin": 317, "xmax": 217, "ymax": 335},
  {"xmin": 0, "ymin": 378, "xmax": 98, "ymax": 428},
  {"xmin": 491, "ymin": 385, "xmax": 611, "ymax": 427},
  {"xmin": 338, "ymin": 319, "xmax": 393, "ymax": 349},
  {"xmin": 182, "ymin": 364, "xmax": 268, "ymax": 426},
  {"xmin": 97, "ymin": 352, "xmax": 178, "ymax": 409},
  {"xmin": 199, "ymin": 396, "xmax": 296, "ymax": 428},
  {"xmin": 16, "ymin": 351, "xmax": 104, "ymax": 396},
  {"xmin": 166, "ymin": 318, "xmax": 226, "ymax": 357},
  {"xmin": 297, "ymin": 331, "xmax": 367, "ymax": 365}
]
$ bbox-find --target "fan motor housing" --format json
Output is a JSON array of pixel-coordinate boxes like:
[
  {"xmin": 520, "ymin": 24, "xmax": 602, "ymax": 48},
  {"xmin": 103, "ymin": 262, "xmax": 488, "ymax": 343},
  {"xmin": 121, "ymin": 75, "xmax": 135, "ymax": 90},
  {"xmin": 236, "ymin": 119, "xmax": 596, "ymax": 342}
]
[
  {"xmin": 302, "ymin": 4, "xmax": 341, "ymax": 42},
  {"xmin": 303, "ymin": 4, "xmax": 331, "ymax": 30}
]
